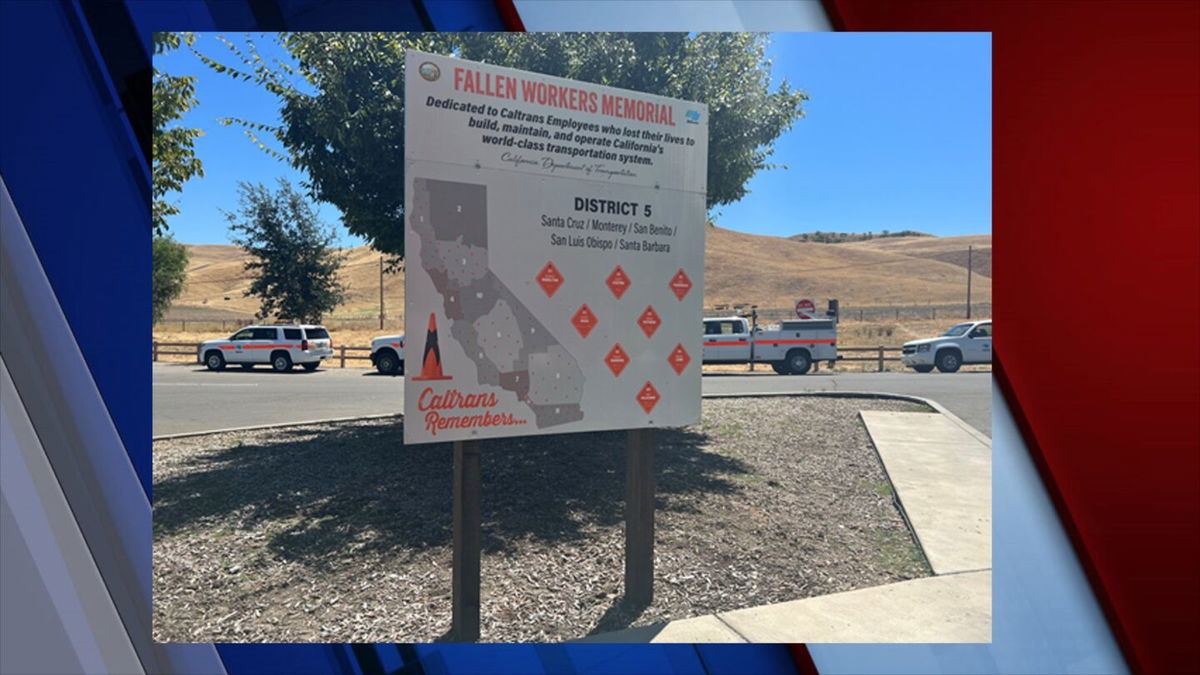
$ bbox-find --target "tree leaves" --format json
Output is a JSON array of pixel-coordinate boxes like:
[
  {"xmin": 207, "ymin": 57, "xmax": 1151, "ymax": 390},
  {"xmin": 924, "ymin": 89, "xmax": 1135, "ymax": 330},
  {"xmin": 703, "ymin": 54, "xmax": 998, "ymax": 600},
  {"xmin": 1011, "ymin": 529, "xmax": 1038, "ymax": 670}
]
[
  {"xmin": 226, "ymin": 180, "xmax": 348, "ymax": 323},
  {"xmin": 152, "ymin": 235, "xmax": 190, "ymax": 323},
  {"xmin": 198, "ymin": 32, "xmax": 808, "ymax": 258},
  {"xmin": 153, "ymin": 32, "xmax": 204, "ymax": 235}
]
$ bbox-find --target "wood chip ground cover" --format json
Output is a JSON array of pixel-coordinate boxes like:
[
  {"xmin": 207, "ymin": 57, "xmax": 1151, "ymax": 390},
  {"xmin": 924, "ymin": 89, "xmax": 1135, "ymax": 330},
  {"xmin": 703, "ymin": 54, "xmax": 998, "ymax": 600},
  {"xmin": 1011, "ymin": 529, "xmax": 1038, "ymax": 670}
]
[{"xmin": 153, "ymin": 396, "xmax": 932, "ymax": 642}]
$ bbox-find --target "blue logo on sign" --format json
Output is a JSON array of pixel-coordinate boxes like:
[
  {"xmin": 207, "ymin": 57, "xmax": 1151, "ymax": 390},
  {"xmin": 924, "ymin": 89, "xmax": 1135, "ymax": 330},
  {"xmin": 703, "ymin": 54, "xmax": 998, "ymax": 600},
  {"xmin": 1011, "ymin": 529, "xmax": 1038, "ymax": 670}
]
[{"xmin": 685, "ymin": 110, "xmax": 701, "ymax": 124}]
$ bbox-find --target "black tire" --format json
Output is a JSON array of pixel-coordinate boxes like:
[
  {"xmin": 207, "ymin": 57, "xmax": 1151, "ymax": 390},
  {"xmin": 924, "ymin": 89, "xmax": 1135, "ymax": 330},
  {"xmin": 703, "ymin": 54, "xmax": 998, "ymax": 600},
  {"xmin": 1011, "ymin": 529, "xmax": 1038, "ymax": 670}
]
[
  {"xmin": 935, "ymin": 349, "xmax": 962, "ymax": 373},
  {"xmin": 301, "ymin": 362, "xmax": 318, "ymax": 372},
  {"xmin": 204, "ymin": 350, "xmax": 226, "ymax": 371},
  {"xmin": 785, "ymin": 349, "xmax": 811, "ymax": 375},
  {"xmin": 375, "ymin": 349, "xmax": 400, "ymax": 375},
  {"xmin": 240, "ymin": 364, "xmax": 255, "ymax": 371},
  {"xmin": 271, "ymin": 351, "xmax": 293, "ymax": 372},
  {"xmin": 771, "ymin": 362, "xmax": 788, "ymax": 375},
  {"xmin": 912, "ymin": 365, "xmax": 934, "ymax": 373}
]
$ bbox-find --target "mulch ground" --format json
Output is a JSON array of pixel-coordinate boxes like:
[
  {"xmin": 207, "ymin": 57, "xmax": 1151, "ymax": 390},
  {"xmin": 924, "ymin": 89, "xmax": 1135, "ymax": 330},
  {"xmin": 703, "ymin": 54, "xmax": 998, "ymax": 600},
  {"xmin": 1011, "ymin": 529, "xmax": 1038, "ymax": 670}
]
[{"xmin": 153, "ymin": 396, "xmax": 932, "ymax": 643}]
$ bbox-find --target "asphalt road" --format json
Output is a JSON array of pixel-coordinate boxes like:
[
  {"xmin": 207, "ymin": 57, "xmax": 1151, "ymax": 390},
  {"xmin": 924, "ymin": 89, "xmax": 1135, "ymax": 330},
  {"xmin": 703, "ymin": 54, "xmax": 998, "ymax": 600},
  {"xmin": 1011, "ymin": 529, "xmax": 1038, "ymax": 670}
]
[{"xmin": 153, "ymin": 363, "xmax": 991, "ymax": 437}]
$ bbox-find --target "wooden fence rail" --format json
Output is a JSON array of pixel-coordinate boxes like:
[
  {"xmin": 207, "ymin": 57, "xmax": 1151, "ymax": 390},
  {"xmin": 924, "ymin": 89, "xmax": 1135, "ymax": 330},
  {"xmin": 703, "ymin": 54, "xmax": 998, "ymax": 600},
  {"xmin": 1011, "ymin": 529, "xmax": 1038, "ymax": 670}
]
[
  {"xmin": 153, "ymin": 341, "xmax": 374, "ymax": 368},
  {"xmin": 154, "ymin": 341, "xmax": 909, "ymax": 372}
]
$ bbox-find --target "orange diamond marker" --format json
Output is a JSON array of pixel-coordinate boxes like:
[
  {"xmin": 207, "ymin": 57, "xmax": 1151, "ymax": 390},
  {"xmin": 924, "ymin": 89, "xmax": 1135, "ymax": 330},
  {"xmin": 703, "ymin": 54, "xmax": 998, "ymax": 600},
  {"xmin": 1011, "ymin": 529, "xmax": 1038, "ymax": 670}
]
[
  {"xmin": 637, "ymin": 305, "xmax": 661, "ymax": 338},
  {"xmin": 537, "ymin": 261, "xmax": 564, "ymax": 297},
  {"xmin": 668, "ymin": 343, "xmax": 691, "ymax": 375},
  {"xmin": 605, "ymin": 343, "xmax": 630, "ymax": 377},
  {"xmin": 572, "ymin": 304, "xmax": 597, "ymax": 338},
  {"xmin": 669, "ymin": 268, "xmax": 692, "ymax": 301},
  {"xmin": 636, "ymin": 381, "xmax": 660, "ymax": 414},
  {"xmin": 606, "ymin": 265, "xmax": 631, "ymax": 299}
]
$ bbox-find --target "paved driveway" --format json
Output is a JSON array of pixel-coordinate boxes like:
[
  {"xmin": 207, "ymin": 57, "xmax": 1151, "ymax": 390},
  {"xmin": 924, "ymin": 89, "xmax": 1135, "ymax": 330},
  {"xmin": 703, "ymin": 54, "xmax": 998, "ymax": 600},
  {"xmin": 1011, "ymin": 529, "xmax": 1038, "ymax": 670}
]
[{"xmin": 153, "ymin": 363, "xmax": 991, "ymax": 437}]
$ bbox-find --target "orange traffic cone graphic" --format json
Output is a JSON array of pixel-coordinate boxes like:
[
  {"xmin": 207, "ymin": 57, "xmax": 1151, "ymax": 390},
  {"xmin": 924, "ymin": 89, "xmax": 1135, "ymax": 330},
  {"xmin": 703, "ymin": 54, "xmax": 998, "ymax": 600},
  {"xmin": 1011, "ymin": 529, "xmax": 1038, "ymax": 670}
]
[{"xmin": 412, "ymin": 313, "xmax": 453, "ymax": 381}]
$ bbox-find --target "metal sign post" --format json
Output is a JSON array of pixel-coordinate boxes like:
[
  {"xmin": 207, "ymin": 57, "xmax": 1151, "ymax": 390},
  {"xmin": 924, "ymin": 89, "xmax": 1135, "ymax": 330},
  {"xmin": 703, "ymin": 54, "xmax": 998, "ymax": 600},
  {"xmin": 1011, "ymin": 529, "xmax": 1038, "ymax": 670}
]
[
  {"xmin": 451, "ymin": 439, "xmax": 481, "ymax": 642},
  {"xmin": 625, "ymin": 428, "xmax": 656, "ymax": 607}
]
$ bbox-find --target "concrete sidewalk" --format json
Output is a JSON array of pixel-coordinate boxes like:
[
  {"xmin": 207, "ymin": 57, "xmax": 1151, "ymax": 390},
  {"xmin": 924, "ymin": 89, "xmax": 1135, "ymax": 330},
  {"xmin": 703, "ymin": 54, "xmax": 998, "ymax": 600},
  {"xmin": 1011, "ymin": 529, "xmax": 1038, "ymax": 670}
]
[
  {"xmin": 860, "ymin": 410, "xmax": 991, "ymax": 575},
  {"xmin": 579, "ymin": 408, "xmax": 992, "ymax": 644},
  {"xmin": 579, "ymin": 570, "xmax": 991, "ymax": 644}
]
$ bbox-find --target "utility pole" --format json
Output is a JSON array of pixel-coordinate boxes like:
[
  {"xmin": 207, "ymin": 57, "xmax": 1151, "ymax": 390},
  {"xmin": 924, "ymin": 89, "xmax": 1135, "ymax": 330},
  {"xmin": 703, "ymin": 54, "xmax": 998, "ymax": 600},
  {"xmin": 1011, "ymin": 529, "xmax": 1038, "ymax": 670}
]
[
  {"xmin": 379, "ymin": 255, "xmax": 385, "ymax": 330},
  {"xmin": 966, "ymin": 245, "xmax": 973, "ymax": 319}
]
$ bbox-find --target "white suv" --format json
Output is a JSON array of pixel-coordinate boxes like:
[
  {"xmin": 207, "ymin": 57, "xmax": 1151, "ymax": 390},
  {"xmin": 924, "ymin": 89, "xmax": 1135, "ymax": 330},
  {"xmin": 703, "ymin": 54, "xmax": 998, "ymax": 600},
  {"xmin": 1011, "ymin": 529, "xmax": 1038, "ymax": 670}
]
[
  {"xmin": 369, "ymin": 334, "xmax": 404, "ymax": 375},
  {"xmin": 901, "ymin": 320, "xmax": 992, "ymax": 373},
  {"xmin": 198, "ymin": 324, "xmax": 334, "ymax": 372}
]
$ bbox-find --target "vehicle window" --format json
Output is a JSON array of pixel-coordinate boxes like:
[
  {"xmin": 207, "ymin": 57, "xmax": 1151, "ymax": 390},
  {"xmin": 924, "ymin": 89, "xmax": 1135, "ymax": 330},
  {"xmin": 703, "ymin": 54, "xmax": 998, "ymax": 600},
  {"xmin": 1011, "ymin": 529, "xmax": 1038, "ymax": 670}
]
[
  {"xmin": 304, "ymin": 327, "xmax": 330, "ymax": 339},
  {"xmin": 284, "ymin": 328, "xmax": 302, "ymax": 340},
  {"xmin": 941, "ymin": 323, "xmax": 972, "ymax": 337},
  {"xmin": 704, "ymin": 322, "xmax": 718, "ymax": 335},
  {"xmin": 231, "ymin": 329, "xmax": 254, "ymax": 340},
  {"xmin": 971, "ymin": 324, "xmax": 992, "ymax": 338},
  {"xmin": 722, "ymin": 321, "xmax": 742, "ymax": 335},
  {"xmin": 251, "ymin": 328, "xmax": 278, "ymax": 340}
]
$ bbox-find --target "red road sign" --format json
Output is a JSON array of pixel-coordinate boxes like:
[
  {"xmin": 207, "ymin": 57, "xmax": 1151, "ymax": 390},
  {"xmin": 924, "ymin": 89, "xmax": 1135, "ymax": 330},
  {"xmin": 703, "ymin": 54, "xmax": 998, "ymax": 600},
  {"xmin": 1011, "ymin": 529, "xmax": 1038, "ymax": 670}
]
[
  {"xmin": 636, "ymin": 381, "xmax": 660, "ymax": 414},
  {"xmin": 668, "ymin": 343, "xmax": 690, "ymax": 375},
  {"xmin": 606, "ymin": 265, "xmax": 631, "ymax": 299},
  {"xmin": 605, "ymin": 343, "xmax": 630, "ymax": 377},
  {"xmin": 572, "ymin": 304, "xmax": 597, "ymax": 338},
  {"xmin": 669, "ymin": 268, "xmax": 692, "ymax": 301},
  {"xmin": 637, "ymin": 306, "xmax": 661, "ymax": 338},
  {"xmin": 795, "ymin": 298, "xmax": 816, "ymax": 319},
  {"xmin": 537, "ymin": 261, "xmax": 564, "ymax": 297}
]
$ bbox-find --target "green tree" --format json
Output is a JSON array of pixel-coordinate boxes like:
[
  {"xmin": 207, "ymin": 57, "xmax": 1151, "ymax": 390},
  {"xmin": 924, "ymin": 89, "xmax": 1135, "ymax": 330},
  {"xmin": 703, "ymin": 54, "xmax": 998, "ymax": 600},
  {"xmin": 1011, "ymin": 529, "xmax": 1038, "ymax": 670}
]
[
  {"xmin": 227, "ymin": 180, "xmax": 348, "ymax": 323},
  {"xmin": 198, "ymin": 32, "xmax": 807, "ymax": 257},
  {"xmin": 153, "ymin": 32, "xmax": 204, "ymax": 234},
  {"xmin": 152, "ymin": 235, "xmax": 189, "ymax": 323}
]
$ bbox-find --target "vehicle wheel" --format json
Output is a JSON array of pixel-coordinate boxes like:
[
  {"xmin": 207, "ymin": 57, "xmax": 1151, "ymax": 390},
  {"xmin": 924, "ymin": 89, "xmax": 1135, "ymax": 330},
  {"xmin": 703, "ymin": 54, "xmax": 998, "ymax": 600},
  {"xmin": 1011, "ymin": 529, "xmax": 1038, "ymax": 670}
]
[
  {"xmin": 204, "ymin": 351, "xmax": 225, "ymax": 371},
  {"xmin": 771, "ymin": 362, "xmax": 788, "ymax": 375},
  {"xmin": 302, "ymin": 363, "xmax": 318, "ymax": 372},
  {"xmin": 240, "ymin": 364, "xmax": 254, "ymax": 371},
  {"xmin": 271, "ymin": 352, "xmax": 293, "ymax": 372},
  {"xmin": 785, "ymin": 349, "xmax": 811, "ymax": 375},
  {"xmin": 935, "ymin": 349, "xmax": 962, "ymax": 373},
  {"xmin": 912, "ymin": 365, "xmax": 934, "ymax": 373},
  {"xmin": 375, "ymin": 349, "xmax": 399, "ymax": 375}
]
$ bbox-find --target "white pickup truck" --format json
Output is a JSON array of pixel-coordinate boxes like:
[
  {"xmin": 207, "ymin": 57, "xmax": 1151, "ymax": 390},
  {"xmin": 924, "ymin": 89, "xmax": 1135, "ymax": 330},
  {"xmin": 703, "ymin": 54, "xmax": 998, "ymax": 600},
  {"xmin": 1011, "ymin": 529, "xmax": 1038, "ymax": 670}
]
[
  {"xmin": 198, "ymin": 324, "xmax": 333, "ymax": 372},
  {"xmin": 370, "ymin": 334, "xmax": 405, "ymax": 375},
  {"xmin": 702, "ymin": 316, "xmax": 838, "ymax": 375},
  {"xmin": 901, "ymin": 320, "xmax": 992, "ymax": 373}
]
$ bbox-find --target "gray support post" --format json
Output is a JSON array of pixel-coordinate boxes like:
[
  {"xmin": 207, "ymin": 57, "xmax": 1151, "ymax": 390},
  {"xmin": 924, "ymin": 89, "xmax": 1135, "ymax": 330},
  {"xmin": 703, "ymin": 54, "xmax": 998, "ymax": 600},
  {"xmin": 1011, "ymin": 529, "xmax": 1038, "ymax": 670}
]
[
  {"xmin": 452, "ymin": 439, "xmax": 482, "ymax": 642},
  {"xmin": 625, "ymin": 428, "xmax": 656, "ymax": 607}
]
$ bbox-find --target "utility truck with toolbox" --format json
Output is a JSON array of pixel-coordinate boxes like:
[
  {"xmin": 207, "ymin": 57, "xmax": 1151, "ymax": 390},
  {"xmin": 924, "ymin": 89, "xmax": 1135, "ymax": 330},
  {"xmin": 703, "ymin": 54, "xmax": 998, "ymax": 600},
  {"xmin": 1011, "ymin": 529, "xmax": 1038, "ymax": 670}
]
[
  {"xmin": 702, "ymin": 300, "xmax": 839, "ymax": 375},
  {"xmin": 901, "ymin": 320, "xmax": 992, "ymax": 373},
  {"xmin": 370, "ymin": 334, "xmax": 405, "ymax": 375},
  {"xmin": 198, "ymin": 324, "xmax": 333, "ymax": 372}
]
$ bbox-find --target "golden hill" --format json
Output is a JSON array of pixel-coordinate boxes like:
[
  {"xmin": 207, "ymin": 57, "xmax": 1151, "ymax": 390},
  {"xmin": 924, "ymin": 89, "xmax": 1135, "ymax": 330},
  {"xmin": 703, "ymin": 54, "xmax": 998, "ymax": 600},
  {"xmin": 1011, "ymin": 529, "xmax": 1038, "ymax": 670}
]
[
  {"xmin": 167, "ymin": 228, "xmax": 990, "ymax": 320},
  {"xmin": 841, "ymin": 234, "xmax": 992, "ymax": 278}
]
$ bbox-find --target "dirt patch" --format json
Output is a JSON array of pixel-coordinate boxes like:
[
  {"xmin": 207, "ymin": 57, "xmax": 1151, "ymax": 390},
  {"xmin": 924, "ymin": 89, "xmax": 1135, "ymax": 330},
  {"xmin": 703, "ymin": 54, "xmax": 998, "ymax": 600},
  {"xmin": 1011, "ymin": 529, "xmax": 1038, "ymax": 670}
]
[{"xmin": 153, "ymin": 396, "xmax": 932, "ymax": 643}]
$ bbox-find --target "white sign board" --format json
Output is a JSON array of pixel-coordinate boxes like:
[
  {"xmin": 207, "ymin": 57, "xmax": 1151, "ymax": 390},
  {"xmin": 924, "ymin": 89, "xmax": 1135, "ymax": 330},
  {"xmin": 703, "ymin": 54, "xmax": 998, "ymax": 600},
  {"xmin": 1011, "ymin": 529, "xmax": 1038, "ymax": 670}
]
[{"xmin": 404, "ymin": 51, "xmax": 708, "ymax": 444}]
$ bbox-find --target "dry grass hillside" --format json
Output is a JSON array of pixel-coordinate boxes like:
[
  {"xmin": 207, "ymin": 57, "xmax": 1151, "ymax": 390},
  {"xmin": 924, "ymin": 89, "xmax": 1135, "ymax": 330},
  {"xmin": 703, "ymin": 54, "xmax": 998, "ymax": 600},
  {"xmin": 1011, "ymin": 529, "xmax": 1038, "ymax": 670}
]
[
  {"xmin": 842, "ymin": 234, "xmax": 992, "ymax": 278},
  {"xmin": 174, "ymin": 245, "xmax": 405, "ymax": 319},
  {"xmin": 167, "ymin": 228, "xmax": 991, "ymax": 322}
]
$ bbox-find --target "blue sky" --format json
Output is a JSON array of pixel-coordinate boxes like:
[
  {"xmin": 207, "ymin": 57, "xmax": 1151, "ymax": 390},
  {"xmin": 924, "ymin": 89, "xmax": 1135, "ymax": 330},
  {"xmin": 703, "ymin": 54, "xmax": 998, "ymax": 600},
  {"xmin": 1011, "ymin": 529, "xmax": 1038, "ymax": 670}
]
[{"xmin": 156, "ymin": 32, "xmax": 990, "ymax": 246}]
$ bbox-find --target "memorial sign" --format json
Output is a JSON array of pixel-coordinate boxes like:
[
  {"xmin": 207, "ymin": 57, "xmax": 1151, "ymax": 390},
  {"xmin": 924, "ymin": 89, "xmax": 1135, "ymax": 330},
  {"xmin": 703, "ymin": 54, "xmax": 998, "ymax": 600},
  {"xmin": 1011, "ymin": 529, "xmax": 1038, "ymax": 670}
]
[{"xmin": 404, "ymin": 51, "xmax": 708, "ymax": 444}]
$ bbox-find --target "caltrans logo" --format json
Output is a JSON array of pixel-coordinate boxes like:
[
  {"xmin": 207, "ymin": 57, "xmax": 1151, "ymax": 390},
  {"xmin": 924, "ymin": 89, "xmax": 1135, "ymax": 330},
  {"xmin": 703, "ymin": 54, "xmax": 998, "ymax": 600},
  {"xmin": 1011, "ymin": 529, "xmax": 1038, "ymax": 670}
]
[{"xmin": 418, "ymin": 61, "xmax": 440, "ymax": 82}]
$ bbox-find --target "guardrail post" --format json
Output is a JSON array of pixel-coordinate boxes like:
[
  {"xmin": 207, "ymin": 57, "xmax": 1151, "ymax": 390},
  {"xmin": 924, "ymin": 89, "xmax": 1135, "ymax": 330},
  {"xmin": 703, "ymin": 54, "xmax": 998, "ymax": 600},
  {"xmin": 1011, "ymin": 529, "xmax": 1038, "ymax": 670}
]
[
  {"xmin": 153, "ymin": 341, "xmax": 158, "ymax": 362},
  {"xmin": 340, "ymin": 345, "xmax": 346, "ymax": 368},
  {"xmin": 878, "ymin": 346, "xmax": 884, "ymax": 372}
]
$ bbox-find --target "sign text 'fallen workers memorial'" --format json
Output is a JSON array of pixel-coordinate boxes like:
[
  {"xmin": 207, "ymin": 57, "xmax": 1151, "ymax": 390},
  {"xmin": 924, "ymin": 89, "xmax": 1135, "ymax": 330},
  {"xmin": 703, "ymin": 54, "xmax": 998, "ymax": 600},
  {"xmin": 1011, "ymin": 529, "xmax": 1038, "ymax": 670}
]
[{"xmin": 404, "ymin": 51, "xmax": 708, "ymax": 444}]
